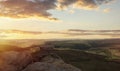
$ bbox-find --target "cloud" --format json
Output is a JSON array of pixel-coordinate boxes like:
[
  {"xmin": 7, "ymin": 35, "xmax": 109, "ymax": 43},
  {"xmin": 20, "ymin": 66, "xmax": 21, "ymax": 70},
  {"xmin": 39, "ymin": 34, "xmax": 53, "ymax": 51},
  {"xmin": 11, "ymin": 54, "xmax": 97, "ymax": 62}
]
[
  {"xmin": 103, "ymin": 8, "xmax": 111, "ymax": 13},
  {"xmin": 45, "ymin": 29, "xmax": 120, "ymax": 36},
  {"xmin": 0, "ymin": 0, "xmax": 58, "ymax": 20},
  {"xmin": 57, "ymin": 0, "xmax": 115, "ymax": 10},
  {"xmin": 68, "ymin": 10, "xmax": 75, "ymax": 14},
  {"xmin": 0, "ymin": 29, "xmax": 42, "ymax": 35},
  {"xmin": 68, "ymin": 29, "xmax": 120, "ymax": 32},
  {"xmin": 65, "ymin": 29, "xmax": 120, "ymax": 36},
  {"xmin": 0, "ymin": 0, "xmax": 115, "ymax": 20},
  {"xmin": 0, "ymin": 29, "xmax": 120, "ymax": 39}
]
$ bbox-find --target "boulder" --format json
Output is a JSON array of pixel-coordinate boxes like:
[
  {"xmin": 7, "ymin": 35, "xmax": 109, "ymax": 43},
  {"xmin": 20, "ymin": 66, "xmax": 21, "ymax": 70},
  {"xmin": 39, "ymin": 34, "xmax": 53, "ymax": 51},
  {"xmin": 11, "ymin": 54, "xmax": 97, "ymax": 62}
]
[
  {"xmin": 22, "ymin": 62, "xmax": 81, "ymax": 71},
  {"xmin": 22, "ymin": 54, "xmax": 81, "ymax": 71},
  {"xmin": 0, "ymin": 51, "xmax": 32, "ymax": 71}
]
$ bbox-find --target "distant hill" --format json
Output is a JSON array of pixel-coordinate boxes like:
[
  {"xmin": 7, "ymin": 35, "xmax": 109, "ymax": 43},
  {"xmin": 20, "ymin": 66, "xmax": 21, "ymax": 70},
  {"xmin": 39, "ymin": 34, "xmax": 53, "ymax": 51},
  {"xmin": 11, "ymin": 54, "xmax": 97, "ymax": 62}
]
[
  {"xmin": 53, "ymin": 50, "xmax": 120, "ymax": 71},
  {"xmin": 47, "ymin": 39, "xmax": 120, "ymax": 50}
]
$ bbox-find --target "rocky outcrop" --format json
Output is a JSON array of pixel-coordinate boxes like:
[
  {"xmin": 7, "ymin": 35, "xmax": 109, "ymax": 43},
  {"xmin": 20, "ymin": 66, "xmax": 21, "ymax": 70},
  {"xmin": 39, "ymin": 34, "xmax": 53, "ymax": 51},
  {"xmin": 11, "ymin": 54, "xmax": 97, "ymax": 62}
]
[
  {"xmin": 0, "ymin": 51, "xmax": 32, "ymax": 71},
  {"xmin": 22, "ymin": 54, "xmax": 81, "ymax": 71},
  {"xmin": 0, "ymin": 45, "xmax": 81, "ymax": 71},
  {"xmin": 22, "ymin": 62, "xmax": 81, "ymax": 71}
]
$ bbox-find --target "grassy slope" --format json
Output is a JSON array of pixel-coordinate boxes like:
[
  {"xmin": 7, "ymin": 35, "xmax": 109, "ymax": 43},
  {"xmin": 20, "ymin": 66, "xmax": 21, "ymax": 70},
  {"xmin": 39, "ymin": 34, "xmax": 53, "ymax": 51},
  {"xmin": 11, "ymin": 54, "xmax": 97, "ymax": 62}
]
[{"xmin": 53, "ymin": 50, "xmax": 120, "ymax": 71}]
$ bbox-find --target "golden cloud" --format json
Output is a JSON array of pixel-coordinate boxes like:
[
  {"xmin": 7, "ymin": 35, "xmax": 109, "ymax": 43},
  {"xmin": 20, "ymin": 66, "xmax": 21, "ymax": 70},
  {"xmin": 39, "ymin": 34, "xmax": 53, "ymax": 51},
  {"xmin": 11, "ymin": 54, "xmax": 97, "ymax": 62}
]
[
  {"xmin": 0, "ymin": 29, "xmax": 120, "ymax": 39},
  {"xmin": 0, "ymin": 0, "xmax": 58, "ymax": 20},
  {"xmin": 103, "ymin": 8, "xmax": 111, "ymax": 13},
  {"xmin": 57, "ymin": 0, "xmax": 114, "ymax": 10},
  {"xmin": 0, "ymin": 0, "xmax": 115, "ymax": 20},
  {"xmin": 0, "ymin": 29, "xmax": 42, "ymax": 35}
]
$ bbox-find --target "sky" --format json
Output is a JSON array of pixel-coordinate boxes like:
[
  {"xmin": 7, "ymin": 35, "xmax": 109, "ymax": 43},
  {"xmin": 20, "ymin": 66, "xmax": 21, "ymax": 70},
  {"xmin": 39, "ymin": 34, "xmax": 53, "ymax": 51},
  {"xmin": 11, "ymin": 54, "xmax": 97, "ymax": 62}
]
[{"xmin": 0, "ymin": 0, "xmax": 120, "ymax": 39}]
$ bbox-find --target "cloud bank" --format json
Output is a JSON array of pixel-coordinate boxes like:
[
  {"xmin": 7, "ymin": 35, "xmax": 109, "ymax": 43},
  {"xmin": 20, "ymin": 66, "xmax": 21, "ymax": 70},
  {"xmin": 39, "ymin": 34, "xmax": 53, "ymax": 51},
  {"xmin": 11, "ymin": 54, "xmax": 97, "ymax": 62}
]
[
  {"xmin": 58, "ymin": 0, "xmax": 115, "ymax": 10},
  {"xmin": 0, "ymin": 0, "xmax": 58, "ymax": 20},
  {"xmin": 0, "ymin": 0, "xmax": 115, "ymax": 20},
  {"xmin": 0, "ymin": 29, "xmax": 120, "ymax": 39}
]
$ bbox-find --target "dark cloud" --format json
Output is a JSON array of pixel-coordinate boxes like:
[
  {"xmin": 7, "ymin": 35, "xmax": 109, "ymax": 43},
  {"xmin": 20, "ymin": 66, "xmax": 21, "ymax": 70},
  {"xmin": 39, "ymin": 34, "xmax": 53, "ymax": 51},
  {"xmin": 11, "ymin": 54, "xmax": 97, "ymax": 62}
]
[
  {"xmin": 66, "ymin": 29, "xmax": 120, "ymax": 36},
  {"xmin": 0, "ymin": 0, "xmax": 115, "ymax": 20},
  {"xmin": 0, "ymin": 0, "xmax": 58, "ymax": 20},
  {"xmin": 58, "ymin": 0, "xmax": 114, "ymax": 10},
  {"xmin": 95, "ymin": 0, "xmax": 115, "ymax": 5},
  {"xmin": 68, "ymin": 29, "xmax": 120, "ymax": 32}
]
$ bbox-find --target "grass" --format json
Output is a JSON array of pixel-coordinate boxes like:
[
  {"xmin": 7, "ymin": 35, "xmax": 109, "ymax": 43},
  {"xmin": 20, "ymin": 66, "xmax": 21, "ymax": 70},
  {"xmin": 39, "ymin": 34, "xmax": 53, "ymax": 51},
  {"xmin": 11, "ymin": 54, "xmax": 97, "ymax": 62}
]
[{"xmin": 53, "ymin": 49, "xmax": 120, "ymax": 71}]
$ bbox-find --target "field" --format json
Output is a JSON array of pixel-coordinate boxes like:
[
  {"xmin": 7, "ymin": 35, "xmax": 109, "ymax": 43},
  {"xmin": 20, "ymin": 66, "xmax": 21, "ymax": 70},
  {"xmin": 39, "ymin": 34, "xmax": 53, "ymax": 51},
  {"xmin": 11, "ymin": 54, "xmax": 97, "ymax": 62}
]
[
  {"xmin": 47, "ymin": 39, "xmax": 120, "ymax": 71},
  {"xmin": 53, "ymin": 50, "xmax": 120, "ymax": 71}
]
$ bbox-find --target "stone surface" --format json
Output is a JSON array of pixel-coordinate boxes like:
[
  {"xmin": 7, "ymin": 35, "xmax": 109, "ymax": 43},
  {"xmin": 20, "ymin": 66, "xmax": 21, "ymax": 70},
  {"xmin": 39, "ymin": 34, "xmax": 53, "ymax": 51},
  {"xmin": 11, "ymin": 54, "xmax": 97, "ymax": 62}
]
[
  {"xmin": 0, "ymin": 46, "xmax": 81, "ymax": 71},
  {"xmin": 22, "ymin": 54, "xmax": 81, "ymax": 71},
  {"xmin": 22, "ymin": 62, "xmax": 81, "ymax": 71},
  {"xmin": 0, "ymin": 51, "xmax": 32, "ymax": 71}
]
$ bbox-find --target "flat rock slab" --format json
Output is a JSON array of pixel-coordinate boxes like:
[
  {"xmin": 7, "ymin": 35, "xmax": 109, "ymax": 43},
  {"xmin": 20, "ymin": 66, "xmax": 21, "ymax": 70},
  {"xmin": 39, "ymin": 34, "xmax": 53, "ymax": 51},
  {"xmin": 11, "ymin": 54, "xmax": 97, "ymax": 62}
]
[{"xmin": 22, "ymin": 62, "xmax": 81, "ymax": 71}]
